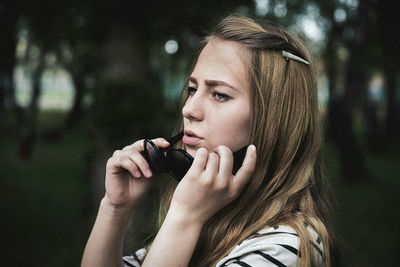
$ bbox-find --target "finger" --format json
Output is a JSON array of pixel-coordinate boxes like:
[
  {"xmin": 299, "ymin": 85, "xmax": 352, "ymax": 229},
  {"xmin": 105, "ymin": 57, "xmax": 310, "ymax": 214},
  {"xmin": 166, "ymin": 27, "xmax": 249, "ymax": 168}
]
[
  {"xmin": 119, "ymin": 157, "xmax": 143, "ymax": 178},
  {"xmin": 108, "ymin": 154, "xmax": 142, "ymax": 178},
  {"xmin": 186, "ymin": 148, "xmax": 208, "ymax": 176},
  {"xmin": 126, "ymin": 150, "xmax": 153, "ymax": 178},
  {"xmin": 122, "ymin": 139, "xmax": 146, "ymax": 151},
  {"xmin": 123, "ymin": 138, "xmax": 169, "ymax": 152},
  {"xmin": 232, "ymin": 145, "xmax": 257, "ymax": 191},
  {"xmin": 214, "ymin": 145, "xmax": 233, "ymax": 177},
  {"xmin": 204, "ymin": 152, "xmax": 219, "ymax": 179}
]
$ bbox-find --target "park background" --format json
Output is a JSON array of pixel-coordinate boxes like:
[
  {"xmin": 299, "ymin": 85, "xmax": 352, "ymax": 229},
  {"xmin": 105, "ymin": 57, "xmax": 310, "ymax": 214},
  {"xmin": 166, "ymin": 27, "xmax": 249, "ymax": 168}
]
[{"xmin": 1, "ymin": 0, "xmax": 399, "ymax": 266}]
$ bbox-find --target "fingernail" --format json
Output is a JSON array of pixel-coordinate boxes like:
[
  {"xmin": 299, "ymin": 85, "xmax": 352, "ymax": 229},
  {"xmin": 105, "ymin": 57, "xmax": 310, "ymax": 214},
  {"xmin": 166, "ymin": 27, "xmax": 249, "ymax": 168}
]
[
  {"xmin": 146, "ymin": 169, "xmax": 152, "ymax": 177},
  {"xmin": 196, "ymin": 148, "xmax": 205, "ymax": 155},
  {"xmin": 134, "ymin": 171, "xmax": 141, "ymax": 177}
]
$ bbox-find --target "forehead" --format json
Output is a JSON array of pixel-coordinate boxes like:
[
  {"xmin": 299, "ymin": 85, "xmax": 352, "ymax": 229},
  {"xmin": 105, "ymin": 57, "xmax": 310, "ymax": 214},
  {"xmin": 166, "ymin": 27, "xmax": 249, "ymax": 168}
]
[{"xmin": 191, "ymin": 38, "xmax": 250, "ymax": 93}]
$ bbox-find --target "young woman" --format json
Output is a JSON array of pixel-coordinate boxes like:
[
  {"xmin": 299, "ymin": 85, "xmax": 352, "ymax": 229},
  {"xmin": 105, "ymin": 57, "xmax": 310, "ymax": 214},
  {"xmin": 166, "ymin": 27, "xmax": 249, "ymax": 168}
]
[{"xmin": 82, "ymin": 15, "xmax": 334, "ymax": 267}]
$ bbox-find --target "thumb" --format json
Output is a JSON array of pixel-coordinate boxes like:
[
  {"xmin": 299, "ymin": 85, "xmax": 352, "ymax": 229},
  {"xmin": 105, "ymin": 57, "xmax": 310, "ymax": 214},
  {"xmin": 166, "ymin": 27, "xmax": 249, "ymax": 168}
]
[{"xmin": 152, "ymin": 138, "xmax": 170, "ymax": 149}]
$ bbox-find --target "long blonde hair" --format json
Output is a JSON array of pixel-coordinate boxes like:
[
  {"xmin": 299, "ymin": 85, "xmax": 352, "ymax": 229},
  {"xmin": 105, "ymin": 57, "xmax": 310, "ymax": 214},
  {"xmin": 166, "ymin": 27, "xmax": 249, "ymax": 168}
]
[{"xmin": 156, "ymin": 15, "xmax": 334, "ymax": 267}]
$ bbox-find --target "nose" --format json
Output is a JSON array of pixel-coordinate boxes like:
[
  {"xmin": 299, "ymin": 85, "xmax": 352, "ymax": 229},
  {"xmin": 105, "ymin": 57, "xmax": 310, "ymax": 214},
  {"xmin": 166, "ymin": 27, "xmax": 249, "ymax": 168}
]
[{"xmin": 182, "ymin": 94, "xmax": 204, "ymax": 121}]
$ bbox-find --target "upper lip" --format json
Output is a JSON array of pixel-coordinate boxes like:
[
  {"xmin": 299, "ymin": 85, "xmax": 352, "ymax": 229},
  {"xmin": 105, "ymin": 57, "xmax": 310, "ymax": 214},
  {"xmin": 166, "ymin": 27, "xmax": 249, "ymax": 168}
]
[{"xmin": 184, "ymin": 130, "xmax": 202, "ymax": 139}]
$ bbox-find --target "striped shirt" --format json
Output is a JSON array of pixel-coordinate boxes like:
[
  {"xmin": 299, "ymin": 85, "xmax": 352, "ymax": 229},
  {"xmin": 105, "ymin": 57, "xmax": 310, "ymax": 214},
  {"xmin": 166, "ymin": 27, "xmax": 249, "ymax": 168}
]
[{"xmin": 122, "ymin": 224, "xmax": 323, "ymax": 267}]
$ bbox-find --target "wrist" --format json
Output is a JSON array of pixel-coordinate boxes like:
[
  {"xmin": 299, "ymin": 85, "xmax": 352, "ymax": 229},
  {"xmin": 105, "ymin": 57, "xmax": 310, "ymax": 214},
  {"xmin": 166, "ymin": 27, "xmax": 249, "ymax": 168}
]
[
  {"xmin": 100, "ymin": 196, "xmax": 135, "ymax": 220},
  {"xmin": 166, "ymin": 204, "xmax": 206, "ymax": 231},
  {"xmin": 142, "ymin": 205, "xmax": 204, "ymax": 267}
]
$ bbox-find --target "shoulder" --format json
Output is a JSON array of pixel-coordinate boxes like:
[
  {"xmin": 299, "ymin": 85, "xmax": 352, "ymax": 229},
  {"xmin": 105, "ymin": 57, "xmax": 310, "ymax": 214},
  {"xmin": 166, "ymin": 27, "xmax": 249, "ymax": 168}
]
[{"xmin": 217, "ymin": 224, "xmax": 323, "ymax": 267}]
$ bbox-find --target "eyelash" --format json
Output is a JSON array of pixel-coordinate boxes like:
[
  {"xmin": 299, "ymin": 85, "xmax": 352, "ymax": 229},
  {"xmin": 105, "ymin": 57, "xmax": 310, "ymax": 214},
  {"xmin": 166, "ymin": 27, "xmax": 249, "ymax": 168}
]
[
  {"xmin": 187, "ymin": 87, "xmax": 230, "ymax": 102},
  {"xmin": 187, "ymin": 87, "xmax": 197, "ymax": 96},
  {"xmin": 213, "ymin": 92, "xmax": 230, "ymax": 102}
]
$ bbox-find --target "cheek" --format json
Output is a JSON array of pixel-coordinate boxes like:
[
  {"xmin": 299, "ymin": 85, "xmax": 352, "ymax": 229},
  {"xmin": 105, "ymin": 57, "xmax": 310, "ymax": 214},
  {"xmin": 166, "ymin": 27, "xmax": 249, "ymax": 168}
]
[
  {"xmin": 212, "ymin": 111, "xmax": 251, "ymax": 149},
  {"xmin": 234, "ymin": 114, "xmax": 252, "ymax": 142}
]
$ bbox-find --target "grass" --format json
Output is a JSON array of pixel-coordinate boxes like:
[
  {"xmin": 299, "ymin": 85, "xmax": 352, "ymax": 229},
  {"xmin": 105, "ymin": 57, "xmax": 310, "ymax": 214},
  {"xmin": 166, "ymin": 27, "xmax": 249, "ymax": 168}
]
[
  {"xmin": 1, "ymin": 112, "xmax": 92, "ymax": 266},
  {"xmin": 323, "ymin": 142, "xmax": 400, "ymax": 266}
]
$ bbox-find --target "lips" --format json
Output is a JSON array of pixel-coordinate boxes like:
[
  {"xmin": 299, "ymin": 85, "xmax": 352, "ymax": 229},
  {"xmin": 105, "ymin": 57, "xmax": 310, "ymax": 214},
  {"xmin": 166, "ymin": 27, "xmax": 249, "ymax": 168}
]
[{"xmin": 183, "ymin": 130, "xmax": 203, "ymax": 146}]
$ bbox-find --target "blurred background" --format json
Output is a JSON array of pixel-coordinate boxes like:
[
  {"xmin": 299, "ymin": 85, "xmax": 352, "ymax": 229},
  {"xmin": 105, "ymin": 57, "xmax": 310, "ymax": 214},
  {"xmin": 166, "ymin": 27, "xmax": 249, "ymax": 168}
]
[{"xmin": 1, "ymin": 0, "xmax": 399, "ymax": 266}]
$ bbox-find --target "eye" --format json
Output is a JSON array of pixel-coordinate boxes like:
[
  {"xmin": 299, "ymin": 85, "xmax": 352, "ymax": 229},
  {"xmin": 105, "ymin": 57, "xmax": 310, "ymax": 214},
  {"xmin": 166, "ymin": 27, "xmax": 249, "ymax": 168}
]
[
  {"xmin": 187, "ymin": 86, "xmax": 197, "ymax": 96},
  {"xmin": 213, "ymin": 92, "xmax": 230, "ymax": 102}
]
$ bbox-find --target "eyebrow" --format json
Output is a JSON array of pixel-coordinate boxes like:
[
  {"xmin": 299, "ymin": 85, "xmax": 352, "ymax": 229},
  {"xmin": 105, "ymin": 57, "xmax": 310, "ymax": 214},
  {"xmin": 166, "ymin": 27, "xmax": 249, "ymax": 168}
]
[{"xmin": 189, "ymin": 76, "xmax": 240, "ymax": 92}]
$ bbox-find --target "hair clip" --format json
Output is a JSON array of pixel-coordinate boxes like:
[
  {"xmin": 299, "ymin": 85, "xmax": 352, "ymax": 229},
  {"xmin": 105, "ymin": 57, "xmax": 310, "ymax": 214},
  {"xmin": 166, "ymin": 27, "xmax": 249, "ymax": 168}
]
[{"xmin": 282, "ymin": 50, "xmax": 310, "ymax": 65}]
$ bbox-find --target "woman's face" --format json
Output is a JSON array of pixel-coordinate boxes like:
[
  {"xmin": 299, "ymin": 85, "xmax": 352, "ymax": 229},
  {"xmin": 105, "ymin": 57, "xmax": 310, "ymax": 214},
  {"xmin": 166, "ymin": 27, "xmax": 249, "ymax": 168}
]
[{"xmin": 182, "ymin": 38, "xmax": 252, "ymax": 157}]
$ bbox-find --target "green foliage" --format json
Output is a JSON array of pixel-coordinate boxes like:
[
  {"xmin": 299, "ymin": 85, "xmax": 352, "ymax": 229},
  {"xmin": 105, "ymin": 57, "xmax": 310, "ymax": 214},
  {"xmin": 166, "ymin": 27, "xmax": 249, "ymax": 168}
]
[{"xmin": 0, "ymin": 119, "xmax": 92, "ymax": 266}]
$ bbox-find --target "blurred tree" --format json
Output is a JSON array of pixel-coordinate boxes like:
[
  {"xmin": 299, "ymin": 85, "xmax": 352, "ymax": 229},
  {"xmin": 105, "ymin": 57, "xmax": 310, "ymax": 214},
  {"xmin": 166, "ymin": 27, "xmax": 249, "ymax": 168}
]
[
  {"xmin": 7, "ymin": 0, "xmax": 99, "ymax": 158},
  {"xmin": 0, "ymin": 1, "xmax": 25, "ymax": 132},
  {"xmin": 377, "ymin": 0, "xmax": 400, "ymax": 147},
  {"xmin": 3, "ymin": 0, "xmax": 74, "ymax": 158},
  {"xmin": 59, "ymin": 3, "xmax": 98, "ymax": 131},
  {"xmin": 335, "ymin": 0, "xmax": 370, "ymax": 182},
  {"xmin": 318, "ymin": 0, "xmax": 371, "ymax": 183}
]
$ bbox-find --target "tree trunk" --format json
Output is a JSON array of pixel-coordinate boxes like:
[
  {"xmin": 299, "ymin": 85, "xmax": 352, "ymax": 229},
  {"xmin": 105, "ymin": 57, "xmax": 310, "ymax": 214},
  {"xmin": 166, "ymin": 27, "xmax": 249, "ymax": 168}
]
[
  {"xmin": 364, "ymin": 97, "xmax": 381, "ymax": 152},
  {"xmin": 65, "ymin": 73, "xmax": 85, "ymax": 130},
  {"xmin": 0, "ymin": 3, "xmax": 20, "ymax": 132},
  {"xmin": 329, "ymin": 1, "xmax": 370, "ymax": 183},
  {"xmin": 383, "ymin": 64, "xmax": 399, "ymax": 146},
  {"xmin": 325, "ymin": 22, "xmax": 340, "ymax": 142},
  {"xmin": 18, "ymin": 56, "xmax": 45, "ymax": 160},
  {"xmin": 88, "ymin": 24, "xmax": 153, "ymax": 208},
  {"xmin": 377, "ymin": 0, "xmax": 400, "ymax": 147}
]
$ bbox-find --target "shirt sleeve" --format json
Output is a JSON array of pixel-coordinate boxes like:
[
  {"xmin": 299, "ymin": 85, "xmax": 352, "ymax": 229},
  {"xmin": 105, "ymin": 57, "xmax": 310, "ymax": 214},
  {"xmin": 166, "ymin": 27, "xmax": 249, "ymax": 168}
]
[
  {"xmin": 122, "ymin": 248, "xmax": 146, "ymax": 267},
  {"xmin": 221, "ymin": 245, "xmax": 299, "ymax": 267},
  {"xmin": 217, "ymin": 225, "xmax": 301, "ymax": 267}
]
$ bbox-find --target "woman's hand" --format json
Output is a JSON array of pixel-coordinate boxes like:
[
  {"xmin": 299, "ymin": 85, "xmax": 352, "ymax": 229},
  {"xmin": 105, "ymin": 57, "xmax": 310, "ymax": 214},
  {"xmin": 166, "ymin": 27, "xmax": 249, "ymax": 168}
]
[
  {"xmin": 82, "ymin": 138, "xmax": 170, "ymax": 267},
  {"xmin": 169, "ymin": 145, "xmax": 257, "ymax": 225},
  {"xmin": 104, "ymin": 138, "xmax": 170, "ymax": 210}
]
